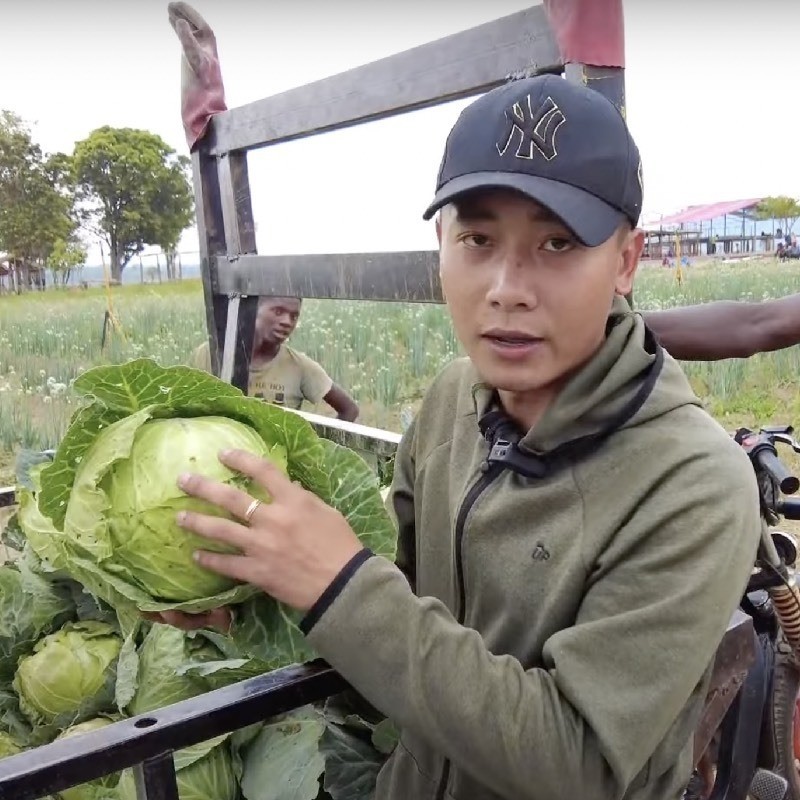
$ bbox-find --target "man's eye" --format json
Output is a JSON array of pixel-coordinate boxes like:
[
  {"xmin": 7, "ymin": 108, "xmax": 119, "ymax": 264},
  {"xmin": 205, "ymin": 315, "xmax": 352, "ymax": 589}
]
[
  {"xmin": 461, "ymin": 234, "xmax": 490, "ymax": 247},
  {"xmin": 542, "ymin": 237, "xmax": 574, "ymax": 252}
]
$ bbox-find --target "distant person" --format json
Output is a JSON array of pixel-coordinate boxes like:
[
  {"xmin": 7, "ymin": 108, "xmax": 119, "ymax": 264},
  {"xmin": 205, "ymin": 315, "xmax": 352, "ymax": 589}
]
[{"xmin": 190, "ymin": 296, "xmax": 359, "ymax": 421}]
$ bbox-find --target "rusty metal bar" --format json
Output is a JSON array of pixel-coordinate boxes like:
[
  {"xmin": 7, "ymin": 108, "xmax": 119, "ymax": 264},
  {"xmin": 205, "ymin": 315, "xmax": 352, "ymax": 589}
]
[
  {"xmin": 707, "ymin": 609, "xmax": 757, "ymax": 693},
  {"xmin": 217, "ymin": 157, "xmax": 243, "ymax": 258},
  {"xmin": 205, "ymin": 6, "xmax": 562, "ymax": 156},
  {"xmin": 217, "ymin": 153, "xmax": 257, "ymax": 258},
  {"xmin": 219, "ymin": 293, "xmax": 241, "ymax": 385},
  {"xmin": 563, "ymin": 63, "xmax": 626, "ymax": 116},
  {"xmin": 692, "ymin": 609, "xmax": 757, "ymax": 765},
  {"xmin": 190, "ymin": 150, "xmax": 228, "ymax": 377},
  {"xmin": 212, "ymin": 251, "xmax": 442, "ymax": 303},
  {"xmin": 216, "ymin": 152, "xmax": 260, "ymax": 391}
]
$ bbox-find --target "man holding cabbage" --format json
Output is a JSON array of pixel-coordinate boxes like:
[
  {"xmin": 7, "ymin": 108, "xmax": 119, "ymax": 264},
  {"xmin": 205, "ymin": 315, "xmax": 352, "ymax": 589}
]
[{"xmin": 157, "ymin": 14, "xmax": 762, "ymax": 798}]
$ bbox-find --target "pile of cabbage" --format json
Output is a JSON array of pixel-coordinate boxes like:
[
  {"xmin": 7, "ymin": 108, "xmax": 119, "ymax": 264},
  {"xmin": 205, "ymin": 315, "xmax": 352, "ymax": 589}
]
[{"xmin": 0, "ymin": 359, "xmax": 398, "ymax": 800}]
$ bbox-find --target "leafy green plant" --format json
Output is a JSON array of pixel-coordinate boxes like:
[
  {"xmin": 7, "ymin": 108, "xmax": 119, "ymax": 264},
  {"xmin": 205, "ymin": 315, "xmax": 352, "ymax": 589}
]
[{"xmin": 17, "ymin": 358, "xmax": 396, "ymax": 660}]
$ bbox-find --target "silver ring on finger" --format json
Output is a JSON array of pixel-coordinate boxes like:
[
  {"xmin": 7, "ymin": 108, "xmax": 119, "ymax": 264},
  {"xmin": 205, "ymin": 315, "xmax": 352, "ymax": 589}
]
[{"xmin": 244, "ymin": 498, "xmax": 262, "ymax": 524}]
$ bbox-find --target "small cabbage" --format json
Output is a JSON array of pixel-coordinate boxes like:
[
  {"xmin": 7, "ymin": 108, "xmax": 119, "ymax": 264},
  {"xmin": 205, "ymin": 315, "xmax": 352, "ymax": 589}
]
[
  {"xmin": 13, "ymin": 621, "xmax": 121, "ymax": 726},
  {"xmin": 0, "ymin": 731, "xmax": 20, "ymax": 759},
  {"xmin": 117, "ymin": 741, "xmax": 238, "ymax": 800},
  {"xmin": 99, "ymin": 416, "xmax": 288, "ymax": 602},
  {"xmin": 55, "ymin": 718, "xmax": 120, "ymax": 800}
]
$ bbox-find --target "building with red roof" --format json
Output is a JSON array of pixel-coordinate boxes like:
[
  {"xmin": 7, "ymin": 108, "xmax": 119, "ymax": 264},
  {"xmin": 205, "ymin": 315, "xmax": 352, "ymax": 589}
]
[{"xmin": 642, "ymin": 198, "xmax": 793, "ymax": 261}]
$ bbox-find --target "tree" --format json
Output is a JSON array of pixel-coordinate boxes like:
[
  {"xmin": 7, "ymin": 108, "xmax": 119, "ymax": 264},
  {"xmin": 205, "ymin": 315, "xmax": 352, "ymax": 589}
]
[
  {"xmin": 151, "ymin": 156, "xmax": 194, "ymax": 280},
  {"xmin": 0, "ymin": 111, "xmax": 78, "ymax": 292},
  {"xmin": 756, "ymin": 196, "xmax": 800, "ymax": 236},
  {"xmin": 72, "ymin": 127, "xmax": 195, "ymax": 282},
  {"xmin": 48, "ymin": 237, "xmax": 87, "ymax": 287}
]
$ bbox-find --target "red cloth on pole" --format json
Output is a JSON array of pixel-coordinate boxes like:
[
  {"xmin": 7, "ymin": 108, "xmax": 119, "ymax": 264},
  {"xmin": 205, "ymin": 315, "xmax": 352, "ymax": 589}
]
[
  {"xmin": 542, "ymin": 0, "xmax": 625, "ymax": 68},
  {"xmin": 168, "ymin": 2, "xmax": 228, "ymax": 151}
]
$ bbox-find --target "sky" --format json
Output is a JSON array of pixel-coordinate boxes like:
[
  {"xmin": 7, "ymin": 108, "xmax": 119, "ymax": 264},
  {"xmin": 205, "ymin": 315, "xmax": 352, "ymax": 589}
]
[{"xmin": 2, "ymin": 0, "xmax": 799, "ymax": 263}]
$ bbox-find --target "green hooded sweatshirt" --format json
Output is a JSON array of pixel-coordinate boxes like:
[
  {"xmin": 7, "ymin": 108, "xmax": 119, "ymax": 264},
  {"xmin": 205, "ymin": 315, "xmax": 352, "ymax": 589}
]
[{"xmin": 302, "ymin": 297, "xmax": 762, "ymax": 800}]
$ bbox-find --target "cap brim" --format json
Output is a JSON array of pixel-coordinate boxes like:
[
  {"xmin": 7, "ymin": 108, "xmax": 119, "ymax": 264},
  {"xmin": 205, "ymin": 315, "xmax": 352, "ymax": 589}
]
[{"xmin": 421, "ymin": 172, "xmax": 626, "ymax": 247}]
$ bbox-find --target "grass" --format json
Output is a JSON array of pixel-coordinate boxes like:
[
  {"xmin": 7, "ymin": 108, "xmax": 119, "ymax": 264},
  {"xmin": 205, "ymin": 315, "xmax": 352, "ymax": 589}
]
[{"xmin": 1, "ymin": 258, "xmax": 800, "ymax": 488}]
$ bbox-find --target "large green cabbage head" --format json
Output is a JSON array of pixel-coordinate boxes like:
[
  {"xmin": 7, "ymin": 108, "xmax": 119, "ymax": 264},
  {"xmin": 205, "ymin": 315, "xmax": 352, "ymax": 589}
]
[
  {"xmin": 95, "ymin": 415, "xmax": 288, "ymax": 602},
  {"xmin": 16, "ymin": 360, "xmax": 397, "ymax": 659},
  {"xmin": 55, "ymin": 717, "xmax": 120, "ymax": 800},
  {"xmin": 12, "ymin": 621, "xmax": 121, "ymax": 727}
]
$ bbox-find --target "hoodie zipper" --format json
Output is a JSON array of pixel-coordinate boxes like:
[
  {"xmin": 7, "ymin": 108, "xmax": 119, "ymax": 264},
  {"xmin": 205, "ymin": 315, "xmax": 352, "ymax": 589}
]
[{"xmin": 434, "ymin": 460, "xmax": 503, "ymax": 800}]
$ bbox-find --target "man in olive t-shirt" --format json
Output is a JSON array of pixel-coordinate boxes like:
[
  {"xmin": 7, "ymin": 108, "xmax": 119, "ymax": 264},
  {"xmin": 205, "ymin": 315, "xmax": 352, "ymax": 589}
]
[{"xmin": 191, "ymin": 296, "xmax": 359, "ymax": 421}]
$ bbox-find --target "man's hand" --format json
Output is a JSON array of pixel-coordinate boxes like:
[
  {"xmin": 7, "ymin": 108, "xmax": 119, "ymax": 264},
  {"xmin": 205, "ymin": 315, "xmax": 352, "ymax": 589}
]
[
  {"xmin": 171, "ymin": 450, "xmax": 364, "ymax": 612},
  {"xmin": 167, "ymin": 2, "xmax": 227, "ymax": 151}
]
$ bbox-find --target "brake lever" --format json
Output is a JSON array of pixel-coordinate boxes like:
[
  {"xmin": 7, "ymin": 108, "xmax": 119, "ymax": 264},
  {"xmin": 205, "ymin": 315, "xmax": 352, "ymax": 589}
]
[{"xmin": 772, "ymin": 432, "xmax": 800, "ymax": 453}]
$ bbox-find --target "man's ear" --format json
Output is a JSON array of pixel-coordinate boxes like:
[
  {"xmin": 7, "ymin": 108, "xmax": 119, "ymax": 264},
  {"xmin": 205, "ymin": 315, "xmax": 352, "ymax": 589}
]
[
  {"xmin": 435, "ymin": 211, "xmax": 447, "ymax": 302},
  {"xmin": 615, "ymin": 227, "xmax": 644, "ymax": 298}
]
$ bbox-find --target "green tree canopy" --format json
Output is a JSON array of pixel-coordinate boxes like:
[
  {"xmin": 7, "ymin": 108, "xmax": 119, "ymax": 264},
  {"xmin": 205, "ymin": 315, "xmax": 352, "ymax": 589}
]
[
  {"xmin": 72, "ymin": 127, "xmax": 194, "ymax": 281},
  {"xmin": 755, "ymin": 196, "xmax": 800, "ymax": 235},
  {"xmin": 0, "ymin": 111, "xmax": 78, "ymax": 280}
]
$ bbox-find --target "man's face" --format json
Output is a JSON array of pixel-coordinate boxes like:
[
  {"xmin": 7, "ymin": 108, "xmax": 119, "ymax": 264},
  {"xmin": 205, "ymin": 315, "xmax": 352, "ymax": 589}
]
[
  {"xmin": 254, "ymin": 297, "xmax": 302, "ymax": 346},
  {"xmin": 436, "ymin": 189, "xmax": 642, "ymax": 400}
]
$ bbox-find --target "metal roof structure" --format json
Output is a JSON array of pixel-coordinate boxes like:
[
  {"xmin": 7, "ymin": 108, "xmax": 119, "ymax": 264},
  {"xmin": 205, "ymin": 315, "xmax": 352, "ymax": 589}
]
[{"xmin": 647, "ymin": 198, "xmax": 763, "ymax": 229}]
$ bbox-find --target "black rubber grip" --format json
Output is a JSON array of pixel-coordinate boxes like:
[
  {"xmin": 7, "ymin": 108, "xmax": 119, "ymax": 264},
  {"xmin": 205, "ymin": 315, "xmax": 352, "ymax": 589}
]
[
  {"xmin": 756, "ymin": 449, "xmax": 800, "ymax": 495},
  {"xmin": 779, "ymin": 499, "xmax": 800, "ymax": 520}
]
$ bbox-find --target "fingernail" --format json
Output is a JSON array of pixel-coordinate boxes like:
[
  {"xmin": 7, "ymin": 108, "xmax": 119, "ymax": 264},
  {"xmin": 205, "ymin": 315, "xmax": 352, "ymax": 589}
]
[
  {"xmin": 219, "ymin": 449, "xmax": 233, "ymax": 459},
  {"xmin": 176, "ymin": 511, "xmax": 187, "ymax": 525},
  {"xmin": 177, "ymin": 473, "xmax": 191, "ymax": 488},
  {"xmin": 192, "ymin": 551, "xmax": 201, "ymax": 562}
]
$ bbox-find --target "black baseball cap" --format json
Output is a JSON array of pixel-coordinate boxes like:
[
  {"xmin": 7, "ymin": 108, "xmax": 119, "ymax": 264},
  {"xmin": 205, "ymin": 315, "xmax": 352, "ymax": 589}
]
[{"xmin": 422, "ymin": 74, "xmax": 643, "ymax": 247}]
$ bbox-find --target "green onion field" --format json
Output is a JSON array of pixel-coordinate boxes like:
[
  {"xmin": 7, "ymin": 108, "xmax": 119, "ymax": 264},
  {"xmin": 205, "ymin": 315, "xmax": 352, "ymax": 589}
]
[{"xmin": 0, "ymin": 258, "xmax": 798, "ymax": 486}]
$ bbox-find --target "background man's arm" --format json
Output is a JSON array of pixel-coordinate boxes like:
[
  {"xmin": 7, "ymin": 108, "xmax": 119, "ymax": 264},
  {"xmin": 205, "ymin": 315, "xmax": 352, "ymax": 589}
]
[
  {"xmin": 296, "ymin": 352, "xmax": 358, "ymax": 421},
  {"xmin": 323, "ymin": 384, "xmax": 359, "ymax": 422},
  {"xmin": 642, "ymin": 293, "xmax": 800, "ymax": 360}
]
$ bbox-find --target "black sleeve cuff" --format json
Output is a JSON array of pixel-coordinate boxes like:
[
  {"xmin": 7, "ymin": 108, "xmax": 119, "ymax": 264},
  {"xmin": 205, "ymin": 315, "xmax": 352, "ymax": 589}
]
[{"xmin": 300, "ymin": 547, "xmax": 375, "ymax": 635}]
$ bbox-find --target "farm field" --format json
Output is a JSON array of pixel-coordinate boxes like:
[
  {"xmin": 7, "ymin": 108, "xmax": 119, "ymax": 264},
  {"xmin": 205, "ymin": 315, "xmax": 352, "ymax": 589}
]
[{"xmin": 0, "ymin": 258, "xmax": 799, "ymax": 490}]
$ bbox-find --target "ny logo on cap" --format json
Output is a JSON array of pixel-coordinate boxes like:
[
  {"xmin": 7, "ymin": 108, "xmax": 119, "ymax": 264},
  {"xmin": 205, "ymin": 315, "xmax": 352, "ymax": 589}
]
[{"xmin": 496, "ymin": 95, "xmax": 566, "ymax": 162}]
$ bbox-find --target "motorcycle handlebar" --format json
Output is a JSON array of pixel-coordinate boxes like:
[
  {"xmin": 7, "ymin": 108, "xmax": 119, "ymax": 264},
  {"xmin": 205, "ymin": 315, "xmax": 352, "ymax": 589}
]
[{"xmin": 754, "ymin": 448, "xmax": 800, "ymax": 495}]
